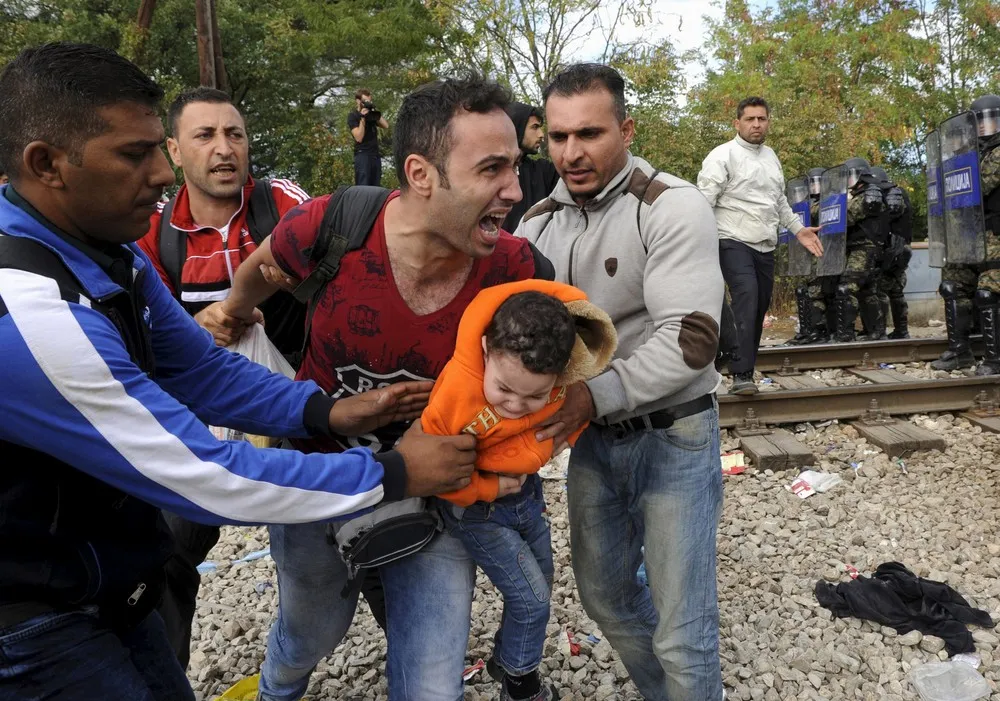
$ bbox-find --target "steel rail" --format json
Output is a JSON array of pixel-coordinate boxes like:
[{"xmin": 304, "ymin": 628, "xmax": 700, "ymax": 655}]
[
  {"xmin": 746, "ymin": 337, "xmax": 984, "ymax": 373},
  {"xmin": 718, "ymin": 376, "xmax": 1000, "ymax": 428}
]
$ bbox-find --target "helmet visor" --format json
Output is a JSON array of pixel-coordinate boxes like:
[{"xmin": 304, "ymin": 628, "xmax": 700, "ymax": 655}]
[
  {"xmin": 976, "ymin": 107, "xmax": 1000, "ymax": 138},
  {"xmin": 808, "ymin": 175, "xmax": 822, "ymax": 195}
]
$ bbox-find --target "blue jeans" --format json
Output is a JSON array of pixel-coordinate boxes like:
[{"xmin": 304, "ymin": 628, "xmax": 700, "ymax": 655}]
[
  {"xmin": 354, "ymin": 151, "xmax": 382, "ymax": 186},
  {"xmin": 568, "ymin": 404, "xmax": 723, "ymax": 701},
  {"xmin": 442, "ymin": 475, "xmax": 553, "ymax": 676},
  {"xmin": 0, "ymin": 608, "xmax": 194, "ymax": 701},
  {"xmin": 260, "ymin": 521, "xmax": 476, "ymax": 701}
]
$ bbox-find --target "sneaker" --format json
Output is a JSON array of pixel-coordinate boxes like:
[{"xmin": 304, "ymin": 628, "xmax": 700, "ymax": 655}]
[
  {"xmin": 486, "ymin": 655, "xmax": 503, "ymax": 683},
  {"xmin": 730, "ymin": 371, "xmax": 757, "ymax": 395},
  {"xmin": 499, "ymin": 676, "xmax": 556, "ymax": 701}
]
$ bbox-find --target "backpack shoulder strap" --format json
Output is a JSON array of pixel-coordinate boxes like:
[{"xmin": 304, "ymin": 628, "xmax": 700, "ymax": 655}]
[
  {"xmin": 635, "ymin": 169, "xmax": 663, "ymax": 240},
  {"xmin": 292, "ymin": 185, "xmax": 392, "ymax": 354},
  {"xmin": 157, "ymin": 200, "xmax": 185, "ymax": 299},
  {"xmin": 0, "ymin": 234, "xmax": 86, "ymax": 311},
  {"xmin": 246, "ymin": 178, "xmax": 281, "ymax": 244}
]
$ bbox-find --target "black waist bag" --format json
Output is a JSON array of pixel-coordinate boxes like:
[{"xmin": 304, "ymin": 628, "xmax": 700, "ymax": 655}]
[{"xmin": 328, "ymin": 497, "xmax": 443, "ymax": 598}]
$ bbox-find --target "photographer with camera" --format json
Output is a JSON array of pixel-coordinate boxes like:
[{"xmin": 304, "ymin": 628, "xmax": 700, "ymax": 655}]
[{"xmin": 348, "ymin": 89, "xmax": 389, "ymax": 186}]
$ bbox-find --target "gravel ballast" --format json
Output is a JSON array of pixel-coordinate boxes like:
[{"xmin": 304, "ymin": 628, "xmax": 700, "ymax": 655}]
[{"xmin": 188, "ymin": 414, "xmax": 1000, "ymax": 700}]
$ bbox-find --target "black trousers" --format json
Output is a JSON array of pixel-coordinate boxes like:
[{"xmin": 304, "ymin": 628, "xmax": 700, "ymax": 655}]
[
  {"xmin": 157, "ymin": 513, "xmax": 387, "ymax": 669},
  {"xmin": 719, "ymin": 239, "xmax": 775, "ymax": 375},
  {"xmin": 353, "ymin": 151, "xmax": 382, "ymax": 186}
]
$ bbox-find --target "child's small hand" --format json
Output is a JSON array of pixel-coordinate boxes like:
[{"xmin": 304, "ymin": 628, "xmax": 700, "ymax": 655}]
[{"xmin": 496, "ymin": 474, "xmax": 527, "ymax": 498}]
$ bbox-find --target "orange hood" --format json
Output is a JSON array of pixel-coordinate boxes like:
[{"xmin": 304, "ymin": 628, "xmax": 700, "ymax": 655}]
[{"xmin": 425, "ymin": 279, "xmax": 617, "ymax": 506}]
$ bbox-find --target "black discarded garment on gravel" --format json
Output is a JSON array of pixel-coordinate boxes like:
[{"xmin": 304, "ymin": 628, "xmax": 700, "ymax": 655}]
[{"xmin": 815, "ymin": 561, "xmax": 995, "ymax": 655}]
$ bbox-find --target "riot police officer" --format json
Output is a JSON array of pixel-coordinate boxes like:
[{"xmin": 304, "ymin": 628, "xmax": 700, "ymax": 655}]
[
  {"xmin": 931, "ymin": 94, "xmax": 1000, "ymax": 372},
  {"xmin": 789, "ymin": 167, "xmax": 830, "ymax": 344},
  {"xmin": 831, "ymin": 157, "xmax": 885, "ymax": 341},
  {"xmin": 870, "ymin": 166, "xmax": 912, "ymax": 338}
]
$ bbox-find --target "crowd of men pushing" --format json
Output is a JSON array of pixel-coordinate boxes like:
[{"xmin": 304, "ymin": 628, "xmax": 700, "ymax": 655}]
[
  {"xmin": 0, "ymin": 37, "xmax": 996, "ymax": 701},
  {"xmin": 0, "ymin": 43, "xmax": 726, "ymax": 701}
]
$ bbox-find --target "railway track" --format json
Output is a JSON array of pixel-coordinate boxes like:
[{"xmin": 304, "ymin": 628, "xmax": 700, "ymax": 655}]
[
  {"xmin": 718, "ymin": 336, "xmax": 1000, "ymax": 429},
  {"xmin": 748, "ymin": 336, "xmax": 984, "ymax": 373}
]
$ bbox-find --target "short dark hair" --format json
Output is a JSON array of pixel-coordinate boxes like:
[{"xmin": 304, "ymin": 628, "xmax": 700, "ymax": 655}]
[
  {"xmin": 485, "ymin": 292, "xmax": 576, "ymax": 376},
  {"xmin": 543, "ymin": 63, "xmax": 627, "ymax": 123},
  {"xmin": 737, "ymin": 96, "xmax": 770, "ymax": 119},
  {"xmin": 0, "ymin": 42, "xmax": 163, "ymax": 178},
  {"xmin": 393, "ymin": 74, "xmax": 511, "ymax": 189},
  {"xmin": 355, "ymin": 89, "xmax": 371, "ymax": 101},
  {"xmin": 168, "ymin": 87, "xmax": 233, "ymax": 137}
]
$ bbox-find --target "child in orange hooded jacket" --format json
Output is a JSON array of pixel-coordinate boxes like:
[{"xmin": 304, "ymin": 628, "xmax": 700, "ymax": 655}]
[{"xmin": 422, "ymin": 279, "xmax": 616, "ymax": 700}]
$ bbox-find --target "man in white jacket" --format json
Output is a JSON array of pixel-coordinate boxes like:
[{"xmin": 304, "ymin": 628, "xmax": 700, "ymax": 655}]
[{"xmin": 697, "ymin": 97, "xmax": 821, "ymax": 394}]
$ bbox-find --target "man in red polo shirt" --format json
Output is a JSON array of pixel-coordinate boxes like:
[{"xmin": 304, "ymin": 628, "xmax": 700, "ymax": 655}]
[
  {"xmin": 222, "ymin": 76, "xmax": 554, "ymax": 701},
  {"xmin": 139, "ymin": 87, "xmax": 309, "ymax": 352},
  {"xmin": 137, "ymin": 88, "xmax": 313, "ymax": 669}
]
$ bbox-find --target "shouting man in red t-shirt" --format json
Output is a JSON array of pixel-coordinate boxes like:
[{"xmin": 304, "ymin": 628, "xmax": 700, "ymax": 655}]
[{"xmin": 223, "ymin": 76, "xmax": 554, "ymax": 701}]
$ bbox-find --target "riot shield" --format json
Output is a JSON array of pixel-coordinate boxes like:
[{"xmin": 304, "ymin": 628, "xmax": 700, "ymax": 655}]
[
  {"xmin": 816, "ymin": 164, "xmax": 848, "ymax": 276},
  {"xmin": 776, "ymin": 226, "xmax": 792, "ymax": 275},
  {"xmin": 786, "ymin": 177, "xmax": 812, "ymax": 276},
  {"xmin": 926, "ymin": 130, "xmax": 946, "ymax": 268},
  {"xmin": 940, "ymin": 111, "xmax": 986, "ymax": 264}
]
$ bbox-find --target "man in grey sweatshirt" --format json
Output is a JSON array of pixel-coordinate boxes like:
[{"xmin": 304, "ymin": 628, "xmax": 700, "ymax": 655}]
[{"xmin": 516, "ymin": 63, "xmax": 725, "ymax": 701}]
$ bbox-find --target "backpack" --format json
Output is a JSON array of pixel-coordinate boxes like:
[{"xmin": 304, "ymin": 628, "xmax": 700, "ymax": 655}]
[
  {"xmin": 288, "ymin": 185, "xmax": 443, "ymax": 596},
  {"xmin": 158, "ymin": 178, "xmax": 281, "ymax": 298}
]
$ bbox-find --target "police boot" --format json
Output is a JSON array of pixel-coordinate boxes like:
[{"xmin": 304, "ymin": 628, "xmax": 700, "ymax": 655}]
[
  {"xmin": 809, "ymin": 302, "xmax": 830, "ymax": 344},
  {"xmin": 824, "ymin": 296, "xmax": 837, "ymax": 339},
  {"xmin": 931, "ymin": 281, "xmax": 975, "ymax": 371},
  {"xmin": 887, "ymin": 297, "xmax": 909, "ymax": 339},
  {"xmin": 833, "ymin": 285, "xmax": 857, "ymax": 343},
  {"xmin": 975, "ymin": 290, "xmax": 1000, "ymax": 376},
  {"xmin": 859, "ymin": 294, "xmax": 887, "ymax": 341},
  {"xmin": 787, "ymin": 286, "xmax": 814, "ymax": 345}
]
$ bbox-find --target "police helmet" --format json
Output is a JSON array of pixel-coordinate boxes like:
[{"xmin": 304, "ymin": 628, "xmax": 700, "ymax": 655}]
[
  {"xmin": 868, "ymin": 166, "xmax": 890, "ymax": 183},
  {"xmin": 970, "ymin": 94, "xmax": 1000, "ymax": 139},
  {"xmin": 845, "ymin": 157, "xmax": 870, "ymax": 188},
  {"xmin": 807, "ymin": 167, "xmax": 825, "ymax": 196},
  {"xmin": 788, "ymin": 179, "xmax": 809, "ymax": 202}
]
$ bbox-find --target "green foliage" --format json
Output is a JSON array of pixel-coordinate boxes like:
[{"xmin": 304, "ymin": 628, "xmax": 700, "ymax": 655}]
[
  {"xmin": 1, "ymin": 0, "xmax": 997, "ymax": 221},
  {"xmin": 0, "ymin": 0, "xmax": 438, "ymax": 194}
]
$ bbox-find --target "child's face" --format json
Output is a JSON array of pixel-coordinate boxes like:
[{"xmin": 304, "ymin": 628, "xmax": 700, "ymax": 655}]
[{"xmin": 482, "ymin": 348, "xmax": 557, "ymax": 420}]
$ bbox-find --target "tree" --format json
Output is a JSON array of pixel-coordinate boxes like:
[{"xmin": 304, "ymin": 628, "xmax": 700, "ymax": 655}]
[
  {"xmin": 0, "ymin": 0, "xmax": 441, "ymax": 194},
  {"xmin": 426, "ymin": 0, "xmax": 655, "ymax": 101}
]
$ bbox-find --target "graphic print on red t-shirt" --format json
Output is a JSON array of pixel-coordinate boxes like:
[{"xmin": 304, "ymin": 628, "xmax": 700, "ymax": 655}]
[{"xmin": 270, "ymin": 190, "xmax": 538, "ymax": 455}]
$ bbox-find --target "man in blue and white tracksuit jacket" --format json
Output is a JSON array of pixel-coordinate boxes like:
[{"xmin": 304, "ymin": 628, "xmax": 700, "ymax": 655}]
[
  {"xmin": 0, "ymin": 182, "xmax": 415, "ymax": 697},
  {"xmin": 0, "ymin": 181, "xmax": 403, "ymax": 599},
  {"xmin": 0, "ymin": 43, "xmax": 478, "ymax": 701}
]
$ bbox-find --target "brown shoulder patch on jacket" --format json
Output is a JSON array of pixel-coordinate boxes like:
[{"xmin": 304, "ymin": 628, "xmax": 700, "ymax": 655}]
[
  {"xmin": 678, "ymin": 311, "xmax": 720, "ymax": 370},
  {"xmin": 626, "ymin": 168, "xmax": 670, "ymax": 205},
  {"xmin": 522, "ymin": 197, "xmax": 563, "ymax": 222}
]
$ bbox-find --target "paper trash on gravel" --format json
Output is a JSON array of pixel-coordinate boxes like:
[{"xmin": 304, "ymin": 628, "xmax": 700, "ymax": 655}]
[
  {"xmin": 786, "ymin": 470, "xmax": 843, "ymax": 499},
  {"xmin": 721, "ymin": 451, "xmax": 746, "ymax": 475}
]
